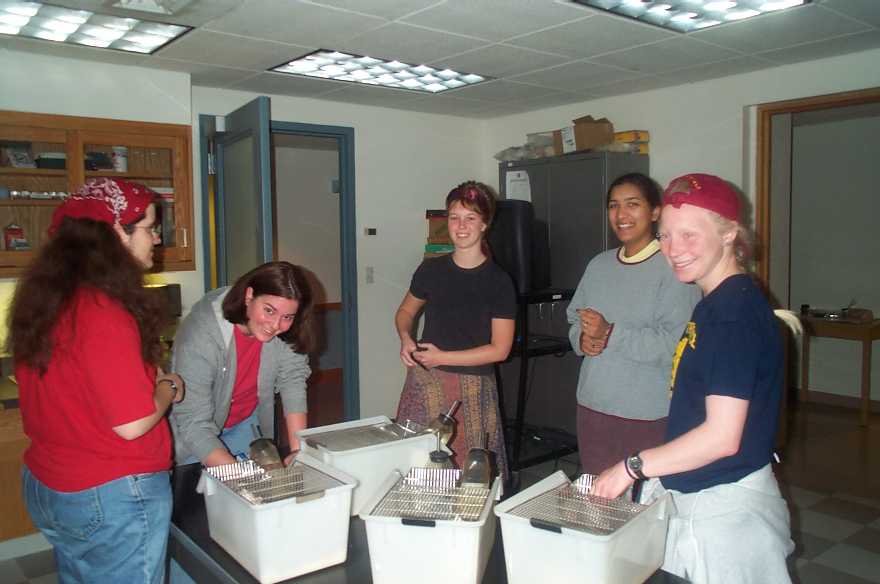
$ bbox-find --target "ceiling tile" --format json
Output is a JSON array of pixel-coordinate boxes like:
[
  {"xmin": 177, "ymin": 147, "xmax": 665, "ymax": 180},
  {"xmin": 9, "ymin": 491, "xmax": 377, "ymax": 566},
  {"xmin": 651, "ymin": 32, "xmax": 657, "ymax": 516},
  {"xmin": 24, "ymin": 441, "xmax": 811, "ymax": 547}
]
[
  {"xmin": 306, "ymin": 0, "xmax": 442, "ymax": 21},
  {"xmin": 429, "ymin": 44, "xmax": 570, "ymax": 79},
  {"xmin": 661, "ymin": 56, "xmax": 775, "ymax": 87},
  {"xmin": 444, "ymin": 80, "xmax": 560, "ymax": 102},
  {"xmin": 690, "ymin": 4, "xmax": 870, "ymax": 55},
  {"xmin": 227, "ymin": 71, "xmax": 344, "ymax": 97},
  {"xmin": 400, "ymin": 0, "xmax": 592, "ymax": 42},
  {"xmin": 203, "ymin": 0, "xmax": 387, "ymax": 46},
  {"xmin": 146, "ymin": 57, "xmax": 258, "ymax": 87},
  {"xmin": 505, "ymin": 91, "xmax": 593, "ymax": 112},
  {"xmin": 318, "ymin": 84, "xmax": 425, "ymax": 108},
  {"xmin": 393, "ymin": 95, "xmax": 498, "ymax": 117},
  {"xmin": 821, "ymin": 0, "xmax": 880, "ymax": 27},
  {"xmin": 592, "ymin": 37, "xmax": 741, "ymax": 75},
  {"xmin": 336, "ymin": 22, "xmax": 488, "ymax": 64},
  {"xmin": 46, "ymin": 0, "xmax": 243, "ymax": 27},
  {"xmin": 509, "ymin": 60, "xmax": 641, "ymax": 92},
  {"xmin": 506, "ymin": 13, "xmax": 673, "ymax": 59},
  {"xmin": 156, "ymin": 30, "xmax": 309, "ymax": 70},
  {"xmin": 584, "ymin": 75, "xmax": 672, "ymax": 99},
  {"xmin": 756, "ymin": 29, "xmax": 880, "ymax": 65},
  {"xmin": 1, "ymin": 36, "xmax": 147, "ymax": 66}
]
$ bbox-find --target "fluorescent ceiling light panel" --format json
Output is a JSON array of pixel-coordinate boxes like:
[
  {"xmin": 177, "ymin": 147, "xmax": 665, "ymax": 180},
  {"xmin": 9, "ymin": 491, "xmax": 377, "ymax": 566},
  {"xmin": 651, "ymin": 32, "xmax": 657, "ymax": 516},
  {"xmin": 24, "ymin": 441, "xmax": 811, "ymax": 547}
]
[
  {"xmin": 0, "ymin": 1, "xmax": 189, "ymax": 53},
  {"xmin": 572, "ymin": 0, "xmax": 810, "ymax": 32},
  {"xmin": 272, "ymin": 49, "xmax": 490, "ymax": 93}
]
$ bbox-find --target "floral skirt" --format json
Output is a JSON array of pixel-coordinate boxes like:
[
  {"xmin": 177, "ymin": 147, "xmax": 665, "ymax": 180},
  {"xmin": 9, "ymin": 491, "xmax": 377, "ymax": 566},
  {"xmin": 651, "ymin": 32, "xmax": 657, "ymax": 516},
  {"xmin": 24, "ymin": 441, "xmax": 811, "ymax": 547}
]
[{"xmin": 396, "ymin": 366, "xmax": 508, "ymax": 481}]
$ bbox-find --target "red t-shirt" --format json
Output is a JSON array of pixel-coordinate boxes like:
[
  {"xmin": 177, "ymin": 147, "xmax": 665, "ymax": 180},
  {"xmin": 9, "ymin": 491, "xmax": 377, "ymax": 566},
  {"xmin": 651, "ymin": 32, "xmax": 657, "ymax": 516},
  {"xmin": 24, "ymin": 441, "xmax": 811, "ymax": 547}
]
[
  {"xmin": 224, "ymin": 325, "xmax": 261, "ymax": 429},
  {"xmin": 18, "ymin": 289, "xmax": 172, "ymax": 492}
]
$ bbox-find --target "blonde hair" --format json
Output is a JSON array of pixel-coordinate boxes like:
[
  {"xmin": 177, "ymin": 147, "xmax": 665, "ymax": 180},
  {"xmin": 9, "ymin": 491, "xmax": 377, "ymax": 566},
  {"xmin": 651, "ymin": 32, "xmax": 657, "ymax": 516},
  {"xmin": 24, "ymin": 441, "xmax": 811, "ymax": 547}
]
[{"xmin": 709, "ymin": 213, "xmax": 753, "ymax": 268}]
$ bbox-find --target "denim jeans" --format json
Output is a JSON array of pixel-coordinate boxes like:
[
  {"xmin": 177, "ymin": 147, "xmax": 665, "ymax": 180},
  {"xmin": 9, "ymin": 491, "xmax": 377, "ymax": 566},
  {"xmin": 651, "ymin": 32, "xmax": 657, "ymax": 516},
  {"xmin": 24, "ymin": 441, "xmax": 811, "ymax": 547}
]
[
  {"xmin": 22, "ymin": 465, "xmax": 172, "ymax": 584},
  {"xmin": 176, "ymin": 408, "xmax": 260, "ymax": 465}
]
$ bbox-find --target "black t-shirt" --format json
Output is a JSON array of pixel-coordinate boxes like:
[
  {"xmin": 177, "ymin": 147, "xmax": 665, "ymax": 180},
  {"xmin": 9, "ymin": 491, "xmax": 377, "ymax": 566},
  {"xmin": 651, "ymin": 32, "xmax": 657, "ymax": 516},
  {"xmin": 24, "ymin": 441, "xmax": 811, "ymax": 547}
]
[
  {"xmin": 662, "ymin": 274, "xmax": 783, "ymax": 493},
  {"xmin": 410, "ymin": 254, "xmax": 516, "ymax": 375}
]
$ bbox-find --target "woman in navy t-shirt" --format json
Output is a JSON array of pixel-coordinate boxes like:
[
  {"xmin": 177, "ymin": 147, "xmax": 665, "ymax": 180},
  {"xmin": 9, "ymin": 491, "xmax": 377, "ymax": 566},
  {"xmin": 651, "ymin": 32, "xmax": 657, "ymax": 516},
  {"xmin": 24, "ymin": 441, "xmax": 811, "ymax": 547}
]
[{"xmin": 592, "ymin": 173, "xmax": 795, "ymax": 583}]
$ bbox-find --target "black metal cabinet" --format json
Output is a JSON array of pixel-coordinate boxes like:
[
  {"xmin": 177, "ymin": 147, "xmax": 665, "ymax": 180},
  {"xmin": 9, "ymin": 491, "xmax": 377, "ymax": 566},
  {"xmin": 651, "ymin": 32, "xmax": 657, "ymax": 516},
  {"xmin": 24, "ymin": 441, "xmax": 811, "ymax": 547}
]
[{"xmin": 497, "ymin": 151, "xmax": 649, "ymax": 471}]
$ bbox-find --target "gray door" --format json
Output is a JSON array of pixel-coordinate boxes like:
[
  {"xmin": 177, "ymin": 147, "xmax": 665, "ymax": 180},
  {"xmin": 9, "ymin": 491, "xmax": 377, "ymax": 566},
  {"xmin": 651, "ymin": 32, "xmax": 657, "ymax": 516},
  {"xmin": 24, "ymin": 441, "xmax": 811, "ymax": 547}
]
[{"xmin": 215, "ymin": 96, "xmax": 273, "ymax": 285}]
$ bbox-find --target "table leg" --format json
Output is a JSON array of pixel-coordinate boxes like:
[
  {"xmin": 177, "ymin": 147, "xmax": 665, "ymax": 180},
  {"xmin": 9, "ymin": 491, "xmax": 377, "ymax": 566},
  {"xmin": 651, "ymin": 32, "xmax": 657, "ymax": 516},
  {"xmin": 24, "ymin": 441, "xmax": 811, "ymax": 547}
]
[
  {"xmin": 861, "ymin": 339, "xmax": 872, "ymax": 427},
  {"xmin": 800, "ymin": 332, "xmax": 811, "ymax": 403}
]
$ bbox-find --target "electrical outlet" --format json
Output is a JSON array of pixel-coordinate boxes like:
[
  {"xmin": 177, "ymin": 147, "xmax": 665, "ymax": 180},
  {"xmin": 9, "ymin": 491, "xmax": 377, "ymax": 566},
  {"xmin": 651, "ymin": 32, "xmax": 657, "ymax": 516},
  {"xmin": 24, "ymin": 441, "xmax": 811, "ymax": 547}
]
[{"xmin": 366, "ymin": 266, "xmax": 374, "ymax": 284}]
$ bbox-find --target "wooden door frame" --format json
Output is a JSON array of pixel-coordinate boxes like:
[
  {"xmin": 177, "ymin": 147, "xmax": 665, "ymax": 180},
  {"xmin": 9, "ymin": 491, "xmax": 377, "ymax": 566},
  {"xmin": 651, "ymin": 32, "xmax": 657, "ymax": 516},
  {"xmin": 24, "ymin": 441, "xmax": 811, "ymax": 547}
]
[{"xmin": 755, "ymin": 87, "xmax": 880, "ymax": 286}]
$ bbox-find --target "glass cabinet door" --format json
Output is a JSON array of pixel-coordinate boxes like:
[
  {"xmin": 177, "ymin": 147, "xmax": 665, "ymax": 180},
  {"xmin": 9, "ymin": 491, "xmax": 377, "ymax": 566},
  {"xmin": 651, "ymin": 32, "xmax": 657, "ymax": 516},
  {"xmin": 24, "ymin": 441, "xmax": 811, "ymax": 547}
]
[
  {"xmin": 80, "ymin": 130, "xmax": 192, "ymax": 270},
  {"xmin": 0, "ymin": 125, "xmax": 70, "ymax": 269}
]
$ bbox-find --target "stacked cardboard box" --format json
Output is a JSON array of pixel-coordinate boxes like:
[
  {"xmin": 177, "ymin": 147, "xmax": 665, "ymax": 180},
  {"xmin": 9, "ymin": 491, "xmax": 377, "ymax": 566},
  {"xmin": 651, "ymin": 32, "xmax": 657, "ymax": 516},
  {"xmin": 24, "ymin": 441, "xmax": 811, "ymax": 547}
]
[
  {"xmin": 552, "ymin": 116, "xmax": 615, "ymax": 155},
  {"xmin": 613, "ymin": 130, "xmax": 650, "ymax": 154}
]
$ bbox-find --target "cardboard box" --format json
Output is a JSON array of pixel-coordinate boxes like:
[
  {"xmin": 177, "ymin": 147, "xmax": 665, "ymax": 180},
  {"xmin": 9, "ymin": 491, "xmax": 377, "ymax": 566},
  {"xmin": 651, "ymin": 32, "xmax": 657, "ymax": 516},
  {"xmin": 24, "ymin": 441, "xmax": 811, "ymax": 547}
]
[
  {"xmin": 614, "ymin": 130, "xmax": 650, "ymax": 143},
  {"xmin": 553, "ymin": 117, "xmax": 614, "ymax": 155},
  {"xmin": 572, "ymin": 116, "xmax": 614, "ymax": 151}
]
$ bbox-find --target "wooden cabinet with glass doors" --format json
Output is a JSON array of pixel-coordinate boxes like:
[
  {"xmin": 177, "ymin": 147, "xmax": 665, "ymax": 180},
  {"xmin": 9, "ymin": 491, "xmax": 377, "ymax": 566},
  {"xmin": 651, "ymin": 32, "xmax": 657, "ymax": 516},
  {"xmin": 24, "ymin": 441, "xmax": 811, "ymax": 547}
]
[{"xmin": 0, "ymin": 110, "xmax": 193, "ymax": 277}]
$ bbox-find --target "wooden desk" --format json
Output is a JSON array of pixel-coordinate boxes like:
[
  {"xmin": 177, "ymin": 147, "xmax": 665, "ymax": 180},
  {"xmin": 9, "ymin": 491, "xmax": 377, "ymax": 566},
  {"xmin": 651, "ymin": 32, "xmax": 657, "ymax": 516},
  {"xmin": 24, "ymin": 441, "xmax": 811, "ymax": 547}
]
[{"xmin": 800, "ymin": 317, "xmax": 880, "ymax": 426}]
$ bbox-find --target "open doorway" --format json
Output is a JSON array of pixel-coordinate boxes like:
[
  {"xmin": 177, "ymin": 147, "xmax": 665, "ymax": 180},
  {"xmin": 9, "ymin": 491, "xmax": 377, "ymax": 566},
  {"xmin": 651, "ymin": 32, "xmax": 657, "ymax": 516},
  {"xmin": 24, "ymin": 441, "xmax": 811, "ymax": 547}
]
[
  {"xmin": 756, "ymin": 87, "xmax": 880, "ymax": 415},
  {"xmin": 272, "ymin": 133, "xmax": 344, "ymax": 428},
  {"xmin": 199, "ymin": 105, "xmax": 359, "ymax": 442}
]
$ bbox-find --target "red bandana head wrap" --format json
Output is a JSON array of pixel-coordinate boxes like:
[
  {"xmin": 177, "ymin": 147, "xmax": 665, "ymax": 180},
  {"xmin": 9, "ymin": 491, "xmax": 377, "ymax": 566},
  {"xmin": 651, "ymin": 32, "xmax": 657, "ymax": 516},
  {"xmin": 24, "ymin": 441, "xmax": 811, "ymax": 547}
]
[
  {"xmin": 49, "ymin": 178, "xmax": 156, "ymax": 236},
  {"xmin": 662, "ymin": 173, "xmax": 740, "ymax": 222}
]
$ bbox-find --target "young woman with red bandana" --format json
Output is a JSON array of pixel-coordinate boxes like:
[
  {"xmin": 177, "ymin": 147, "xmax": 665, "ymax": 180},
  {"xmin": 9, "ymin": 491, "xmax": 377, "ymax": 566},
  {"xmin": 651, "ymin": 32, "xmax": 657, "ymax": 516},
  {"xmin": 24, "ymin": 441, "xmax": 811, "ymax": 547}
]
[
  {"xmin": 395, "ymin": 181, "xmax": 516, "ymax": 478},
  {"xmin": 11, "ymin": 178, "xmax": 185, "ymax": 584}
]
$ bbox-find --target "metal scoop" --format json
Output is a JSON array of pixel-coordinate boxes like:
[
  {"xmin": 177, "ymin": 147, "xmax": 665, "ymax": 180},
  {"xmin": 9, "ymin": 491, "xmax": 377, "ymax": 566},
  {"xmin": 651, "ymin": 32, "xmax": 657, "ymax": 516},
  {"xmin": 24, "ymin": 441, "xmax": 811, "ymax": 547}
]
[
  {"xmin": 249, "ymin": 424, "xmax": 284, "ymax": 472},
  {"xmin": 459, "ymin": 433, "xmax": 493, "ymax": 489}
]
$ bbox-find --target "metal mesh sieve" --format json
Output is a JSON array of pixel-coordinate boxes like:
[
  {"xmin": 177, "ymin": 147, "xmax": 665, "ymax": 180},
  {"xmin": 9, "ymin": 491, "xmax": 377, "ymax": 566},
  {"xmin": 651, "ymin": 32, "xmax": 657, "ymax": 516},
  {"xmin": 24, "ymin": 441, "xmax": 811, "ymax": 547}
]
[
  {"xmin": 368, "ymin": 468, "xmax": 491, "ymax": 522},
  {"xmin": 205, "ymin": 459, "xmax": 343, "ymax": 505},
  {"xmin": 506, "ymin": 473, "xmax": 647, "ymax": 536}
]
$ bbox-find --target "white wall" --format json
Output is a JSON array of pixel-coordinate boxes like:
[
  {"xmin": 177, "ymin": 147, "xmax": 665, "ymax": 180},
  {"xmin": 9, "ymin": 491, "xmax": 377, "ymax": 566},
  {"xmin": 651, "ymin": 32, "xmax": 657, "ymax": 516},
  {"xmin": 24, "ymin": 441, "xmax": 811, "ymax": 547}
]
[
  {"xmin": 0, "ymin": 48, "xmax": 203, "ymax": 317},
  {"xmin": 274, "ymin": 135, "xmax": 341, "ymax": 304},
  {"xmin": 192, "ymin": 87, "xmax": 484, "ymax": 418}
]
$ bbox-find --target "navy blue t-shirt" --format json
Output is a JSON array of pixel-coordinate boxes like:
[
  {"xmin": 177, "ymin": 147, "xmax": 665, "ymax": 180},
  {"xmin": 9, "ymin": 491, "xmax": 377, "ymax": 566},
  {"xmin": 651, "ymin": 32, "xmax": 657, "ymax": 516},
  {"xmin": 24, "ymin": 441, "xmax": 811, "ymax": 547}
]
[
  {"xmin": 410, "ymin": 254, "xmax": 516, "ymax": 376},
  {"xmin": 661, "ymin": 274, "xmax": 782, "ymax": 493}
]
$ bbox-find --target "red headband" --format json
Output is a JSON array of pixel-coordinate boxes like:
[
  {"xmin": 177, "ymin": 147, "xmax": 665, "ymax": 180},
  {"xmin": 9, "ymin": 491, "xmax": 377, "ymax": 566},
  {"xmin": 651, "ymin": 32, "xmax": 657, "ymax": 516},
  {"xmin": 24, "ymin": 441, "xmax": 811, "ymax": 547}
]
[
  {"xmin": 663, "ymin": 173, "xmax": 740, "ymax": 222},
  {"xmin": 49, "ymin": 178, "xmax": 156, "ymax": 236}
]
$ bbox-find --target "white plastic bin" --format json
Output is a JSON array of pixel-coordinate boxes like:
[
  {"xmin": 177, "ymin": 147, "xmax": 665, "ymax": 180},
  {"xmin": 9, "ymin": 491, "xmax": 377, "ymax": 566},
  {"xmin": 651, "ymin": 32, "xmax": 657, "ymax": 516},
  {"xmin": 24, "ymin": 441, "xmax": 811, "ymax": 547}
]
[
  {"xmin": 201, "ymin": 453, "xmax": 356, "ymax": 584},
  {"xmin": 494, "ymin": 471, "xmax": 669, "ymax": 584},
  {"xmin": 297, "ymin": 416, "xmax": 442, "ymax": 515},
  {"xmin": 359, "ymin": 469, "xmax": 501, "ymax": 584}
]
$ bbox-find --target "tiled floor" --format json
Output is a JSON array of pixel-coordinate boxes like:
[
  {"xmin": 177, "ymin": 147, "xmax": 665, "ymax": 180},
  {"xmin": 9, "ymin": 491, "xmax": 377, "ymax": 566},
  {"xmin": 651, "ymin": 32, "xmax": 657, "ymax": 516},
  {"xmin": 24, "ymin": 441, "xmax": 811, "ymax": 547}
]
[{"xmin": 1, "ymin": 399, "xmax": 878, "ymax": 584}]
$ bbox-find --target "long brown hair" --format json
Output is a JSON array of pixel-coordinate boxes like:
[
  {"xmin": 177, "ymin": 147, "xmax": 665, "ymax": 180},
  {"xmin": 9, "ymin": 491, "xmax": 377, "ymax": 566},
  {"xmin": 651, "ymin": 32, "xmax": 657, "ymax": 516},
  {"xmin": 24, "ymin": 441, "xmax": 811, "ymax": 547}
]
[
  {"xmin": 8, "ymin": 216, "xmax": 165, "ymax": 373},
  {"xmin": 222, "ymin": 261, "xmax": 316, "ymax": 354}
]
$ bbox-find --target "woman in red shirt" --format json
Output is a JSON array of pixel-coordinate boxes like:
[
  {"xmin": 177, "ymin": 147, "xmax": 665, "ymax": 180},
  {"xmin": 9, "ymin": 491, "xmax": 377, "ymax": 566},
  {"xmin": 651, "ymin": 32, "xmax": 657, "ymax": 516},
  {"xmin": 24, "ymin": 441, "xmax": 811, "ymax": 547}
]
[{"xmin": 10, "ymin": 178, "xmax": 184, "ymax": 584}]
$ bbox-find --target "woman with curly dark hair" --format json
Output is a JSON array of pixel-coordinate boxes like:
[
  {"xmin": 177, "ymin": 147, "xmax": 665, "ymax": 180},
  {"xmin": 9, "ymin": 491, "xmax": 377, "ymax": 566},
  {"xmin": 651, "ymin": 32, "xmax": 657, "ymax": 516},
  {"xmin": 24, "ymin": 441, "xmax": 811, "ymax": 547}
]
[
  {"xmin": 169, "ymin": 261, "xmax": 315, "ymax": 467},
  {"xmin": 11, "ymin": 178, "xmax": 184, "ymax": 584},
  {"xmin": 395, "ymin": 180, "xmax": 516, "ymax": 479}
]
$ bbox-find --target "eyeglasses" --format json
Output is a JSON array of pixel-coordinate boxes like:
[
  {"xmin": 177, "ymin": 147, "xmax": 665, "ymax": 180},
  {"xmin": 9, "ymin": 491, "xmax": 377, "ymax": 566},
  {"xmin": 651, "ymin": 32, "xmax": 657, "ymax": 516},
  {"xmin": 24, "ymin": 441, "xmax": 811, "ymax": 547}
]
[{"xmin": 134, "ymin": 225, "xmax": 162, "ymax": 237}]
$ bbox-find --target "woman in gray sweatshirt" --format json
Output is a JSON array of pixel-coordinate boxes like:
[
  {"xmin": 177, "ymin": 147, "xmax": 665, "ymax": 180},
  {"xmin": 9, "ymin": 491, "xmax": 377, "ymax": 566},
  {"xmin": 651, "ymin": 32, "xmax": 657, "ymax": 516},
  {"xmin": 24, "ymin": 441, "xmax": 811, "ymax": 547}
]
[
  {"xmin": 566, "ymin": 173, "xmax": 701, "ymax": 475},
  {"xmin": 169, "ymin": 261, "xmax": 315, "ymax": 467}
]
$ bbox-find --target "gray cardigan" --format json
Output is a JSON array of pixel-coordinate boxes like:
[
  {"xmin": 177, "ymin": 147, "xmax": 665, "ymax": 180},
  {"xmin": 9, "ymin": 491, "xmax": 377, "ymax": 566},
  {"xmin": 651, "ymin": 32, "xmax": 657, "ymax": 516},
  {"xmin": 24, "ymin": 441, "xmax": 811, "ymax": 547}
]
[
  {"xmin": 566, "ymin": 248, "xmax": 701, "ymax": 420},
  {"xmin": 168, "ymin": 287, "xmax": 310, "ymax": 463}
]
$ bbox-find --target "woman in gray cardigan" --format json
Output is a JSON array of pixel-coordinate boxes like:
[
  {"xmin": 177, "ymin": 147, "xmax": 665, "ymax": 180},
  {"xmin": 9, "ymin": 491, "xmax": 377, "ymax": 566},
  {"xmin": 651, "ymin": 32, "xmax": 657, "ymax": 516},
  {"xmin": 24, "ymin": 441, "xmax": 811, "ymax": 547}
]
[{"xmin": 169, "ymin": 262, "xmax": 315, "ymax": 467}]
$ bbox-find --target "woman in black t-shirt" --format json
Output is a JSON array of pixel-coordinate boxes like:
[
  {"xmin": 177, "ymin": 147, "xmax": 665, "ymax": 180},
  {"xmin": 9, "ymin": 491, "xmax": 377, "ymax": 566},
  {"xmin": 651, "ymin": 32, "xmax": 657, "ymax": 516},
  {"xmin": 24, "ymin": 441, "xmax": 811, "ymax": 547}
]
[{"xmin": 395, "ymin": 181, "xmax": 516, "ymax": 478}]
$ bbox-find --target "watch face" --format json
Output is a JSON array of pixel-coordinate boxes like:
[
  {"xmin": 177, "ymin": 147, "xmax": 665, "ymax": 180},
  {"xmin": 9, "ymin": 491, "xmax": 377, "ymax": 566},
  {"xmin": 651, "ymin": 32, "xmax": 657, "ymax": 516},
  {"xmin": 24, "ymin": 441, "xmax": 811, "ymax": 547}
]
[{"xmin": 628, "ymin": 455, "xmax": 643, "ymax": 471}]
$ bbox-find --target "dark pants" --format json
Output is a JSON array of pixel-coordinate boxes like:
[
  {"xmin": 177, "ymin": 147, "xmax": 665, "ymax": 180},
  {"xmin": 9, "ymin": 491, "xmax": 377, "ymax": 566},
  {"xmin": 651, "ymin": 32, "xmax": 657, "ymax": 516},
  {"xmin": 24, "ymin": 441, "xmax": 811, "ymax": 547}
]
[{"xmin": 576, "ymin": 405, "xmax": 667, "ymax": 476}]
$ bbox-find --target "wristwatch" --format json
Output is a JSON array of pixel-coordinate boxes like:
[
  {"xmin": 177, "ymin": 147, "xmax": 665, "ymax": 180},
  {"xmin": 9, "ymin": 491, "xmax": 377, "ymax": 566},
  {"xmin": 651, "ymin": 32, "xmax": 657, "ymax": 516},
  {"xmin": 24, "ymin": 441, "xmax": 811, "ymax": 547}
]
[{"xmin": 625, "ymin": 452, "xmax": 647, "ymax": 480}]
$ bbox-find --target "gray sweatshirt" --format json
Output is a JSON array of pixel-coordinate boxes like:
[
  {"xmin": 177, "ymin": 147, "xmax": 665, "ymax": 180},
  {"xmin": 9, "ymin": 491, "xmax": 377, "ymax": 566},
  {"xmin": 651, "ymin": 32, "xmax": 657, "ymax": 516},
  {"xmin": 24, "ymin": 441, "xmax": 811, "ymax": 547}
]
[
  {"xmin": 168, "ymin": 287, "xmax": 310, "ymax": 463},
  {"xmin": 566, "ymin": 248, "xmax": 701, "ymax": 420}
]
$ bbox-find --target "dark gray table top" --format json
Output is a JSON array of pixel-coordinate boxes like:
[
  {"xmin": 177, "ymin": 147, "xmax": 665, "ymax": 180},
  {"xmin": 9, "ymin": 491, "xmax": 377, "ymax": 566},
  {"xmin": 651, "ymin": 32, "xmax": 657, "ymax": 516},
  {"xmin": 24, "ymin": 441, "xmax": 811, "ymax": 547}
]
[{"xmin": 170, "ymin": 463, "xmax": 687, "ymax": 584}]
